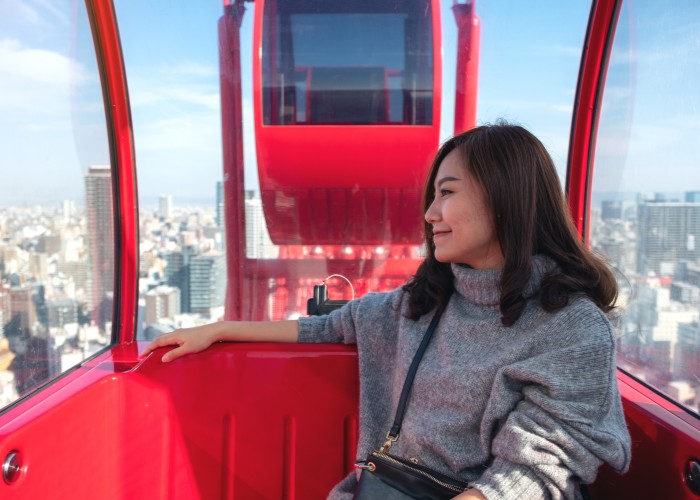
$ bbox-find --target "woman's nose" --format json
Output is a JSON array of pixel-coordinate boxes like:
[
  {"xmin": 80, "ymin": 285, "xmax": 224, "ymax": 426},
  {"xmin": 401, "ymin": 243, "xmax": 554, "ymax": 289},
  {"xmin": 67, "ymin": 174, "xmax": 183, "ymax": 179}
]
[{"xmin": 425, "ymin": 199, "xmax": 440, "ymax": 223}]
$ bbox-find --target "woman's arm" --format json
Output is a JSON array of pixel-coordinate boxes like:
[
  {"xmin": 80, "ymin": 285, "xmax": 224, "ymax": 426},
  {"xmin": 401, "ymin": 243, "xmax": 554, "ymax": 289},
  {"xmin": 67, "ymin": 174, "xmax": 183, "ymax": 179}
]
[
  {"xmin": 140, "ymin": 320, "xmax": 299, "ymax": 362},
  {"xmin": 469, "ymin": 305, "xmax": 631, "ymax": 499}
]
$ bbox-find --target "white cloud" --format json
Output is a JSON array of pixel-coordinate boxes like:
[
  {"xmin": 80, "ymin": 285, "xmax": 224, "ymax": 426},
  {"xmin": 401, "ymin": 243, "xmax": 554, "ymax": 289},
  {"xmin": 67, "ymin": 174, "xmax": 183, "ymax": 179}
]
[
  {"xmin": 163, "ymin": 62, "xmax": 218, "ymax": 78},
  {"xmin": 132, "ymin": 85, "xmax": 220, "ymax": 110},
  {"xmin": 28, "ymin": 0, "xmax": 69, "ymax": 26},
  {"xmin": 0, "ymin": 38, "xmax": 76, "ymax": 83},
  {"xmin": 0, "ymin": 1, "xmax": 41, "ymax": 25},
  {"xmin": 0, "ymin": 30, "xmax": 107, "ymax": 204},
  {"xmin": 135, "ymin": 113, "xmax": 220, "ymax": 152},
  {"xmin": 123, "ymin": 61, "xmax": 234, "ymax": 197},
  {"xmin": 0, "ymin": 38, "xmax": 91, "ymax": 112},
  {"xmin": 536, "ymin": 43, "xmax": 582, "ymax": 58},
  {"xmin": 482, "ymin": 98, "xmax": 573, "ymax": 114},
  {"xmin": 0, "ymin": 0, "xmax": 69, "ymax": 26},
  {"xmin": 129, "ymin": 63, "xmax": 220, "ymax": 110}
]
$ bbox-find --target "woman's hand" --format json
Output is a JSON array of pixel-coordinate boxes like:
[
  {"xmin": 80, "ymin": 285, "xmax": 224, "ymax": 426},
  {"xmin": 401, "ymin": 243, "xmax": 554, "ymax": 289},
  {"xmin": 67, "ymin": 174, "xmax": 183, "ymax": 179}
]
[
  {"xmin": 140, "ymin": 320, "xmax": 299, "ymax": 362},
  {"xmin": 141, "ymin": 322, "xmax": 224, "ymax": 362},
  {"xmin": 453, "ymin": 488, "xmax": 487, "ymax": 500}
]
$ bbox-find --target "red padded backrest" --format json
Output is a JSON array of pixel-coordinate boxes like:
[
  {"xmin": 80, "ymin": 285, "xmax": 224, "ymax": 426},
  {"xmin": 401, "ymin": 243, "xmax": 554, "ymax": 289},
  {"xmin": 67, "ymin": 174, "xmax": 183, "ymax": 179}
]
[
  {"xmin": 0, "ymin": 343, "xmax": 359, "ymax": 499},
  {"xmin": 3, "ymin": 343, "xmax": 682, "ymax": 498}
]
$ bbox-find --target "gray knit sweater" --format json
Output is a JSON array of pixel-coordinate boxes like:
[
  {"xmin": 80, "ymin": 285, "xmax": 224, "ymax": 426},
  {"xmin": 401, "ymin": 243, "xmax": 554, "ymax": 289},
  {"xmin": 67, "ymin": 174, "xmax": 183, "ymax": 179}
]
[{"xmin": 298, "ymin": 256, "xmax": 631, "ymax": 499}]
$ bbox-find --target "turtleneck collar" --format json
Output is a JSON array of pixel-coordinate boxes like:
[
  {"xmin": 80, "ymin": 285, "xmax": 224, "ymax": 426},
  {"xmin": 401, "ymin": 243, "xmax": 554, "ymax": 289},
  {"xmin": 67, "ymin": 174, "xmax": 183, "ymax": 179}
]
[{"xmin": 450, "ymin": 255, "xmax": 556, "ymax": 307}]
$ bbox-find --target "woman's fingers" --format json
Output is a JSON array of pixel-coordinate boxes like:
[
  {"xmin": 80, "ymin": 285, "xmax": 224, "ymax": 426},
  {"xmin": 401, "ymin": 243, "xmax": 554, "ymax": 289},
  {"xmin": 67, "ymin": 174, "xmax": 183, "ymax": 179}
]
[
  {"xmin": 161, "ymin": 344, "xmax": 187, "ymax": 363},
  {"xmin": 140, "ymin": 332, "xmax": 182, "ymax": 358},
  {"xmin": 140, "ymin": 325, "xmax": 218, "ymax": 361}
]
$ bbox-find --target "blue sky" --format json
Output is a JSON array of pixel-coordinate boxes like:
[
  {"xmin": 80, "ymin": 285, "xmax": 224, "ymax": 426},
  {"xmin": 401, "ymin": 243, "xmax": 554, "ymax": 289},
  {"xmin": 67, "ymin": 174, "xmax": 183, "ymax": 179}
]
[
  {"xmin": 114, "ymin": 0, "xmax": 591, "ymax": 202},
  {"xmin": 1, "ymin": 1, "xmax": 698, "ymax": 205}
]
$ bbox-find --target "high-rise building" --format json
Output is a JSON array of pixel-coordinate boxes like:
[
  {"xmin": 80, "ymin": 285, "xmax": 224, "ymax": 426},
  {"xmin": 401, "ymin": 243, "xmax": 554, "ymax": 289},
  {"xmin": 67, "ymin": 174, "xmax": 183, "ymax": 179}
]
[
  {"xmin": 670, "ymin": 282, "xmax": 700, "ymax": 304},
  {"xmin": 84, "ymin": 165, "xmax": 114, "ymax": 322},
  {"xmin": 29, "ymin": 254, "xmax": 48, "ymax": 281},
  {"xmin": 216, "ymin": 181, "xmax": 225, "ymax": 229},
  {"xmin": 189, "ymin": 253, "xmax": 225, "ymax": 316},
  {"xmin": 685, "ymin": 191, "xmax": 700, "ymax": 203},
  {"xmin": 56, "ymin": 261, "xmax": 89, "ymax": 296},
  {"xmin": 597, "ymin": 238, "xmax": 625, "ymax": 270},
  {"xmin": 62, "ymin": 200, "xmax": 75, "ymax": 223},
  {"xmin": 159, "ymin": 195, "xmax": 173, "ymax": 219},
  {"xmin": 0, "ymin": 290, "xmax": 9, "ymax": 338},
  {"xmin": 144, "ymin": 286, "xmax": 181, "ymax": 325},
  {"xmin": 245, "ymin": 190, "xmax": 277, "ymax": 258},
  {"xmin": 7, "ymin": 286, "xmax": 35, "ymax": 336},
  {"xmin": 675, "ymin": 322, "xmax": 700, "ymax": 381},
  {"xmin": 37, "ymin": 234, "xmax": 62, "ymax": 255},
  {"xmin": 32, "ymin": 284, "xmax": 48, "ymax": 329},
  {"xmin": 675, "ymin": 261, "xmax": 700, "ymax": 287},
  {"xmin": 601, "ymin": 200, "xmax": 622, "ymax": 220},
  {"xmin": 622, "ymin": 283, "xmax": 699, "ymax": 375},
  {"xmin": 637, "ymin": 201, "xmax": 700, "ymax": 276},
  {"xmin": 165, "ymin": 246, "xmax": 197, "ymax": 313},
  {"xmin": 47, "ymin": 300, "xmax": 79, "ymax": 329}
]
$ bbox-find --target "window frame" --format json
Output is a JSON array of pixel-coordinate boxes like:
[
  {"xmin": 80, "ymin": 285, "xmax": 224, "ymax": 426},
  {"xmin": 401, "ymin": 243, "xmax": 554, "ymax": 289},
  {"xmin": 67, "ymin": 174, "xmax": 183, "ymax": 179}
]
[
  {"xmin": 86, "ymin": 0, "xmax": 139, "ymax": 345},
  {"xmin": 569, "ymin": 0, "xmax": 700, "ymax": 425}
]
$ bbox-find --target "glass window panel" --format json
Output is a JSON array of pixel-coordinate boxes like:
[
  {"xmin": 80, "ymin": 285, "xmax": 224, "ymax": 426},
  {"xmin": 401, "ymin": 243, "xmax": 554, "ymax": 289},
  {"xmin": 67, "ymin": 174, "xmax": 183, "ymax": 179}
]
[
  {"xmin": 113, "ymin": 0, "xmax": 227, "ymax": 338},
  {"xmin": 468, "ymin": 2, "xmax": 590, "ymax": 178},
  {"xmin": 0, "ymin": 2, "xmax": 113, "ymax": 409},
  {"xmin": 589, "ymin": 0, "xmax": 700, "ymax": 414},
  {"xmin": 262, "ymin": 0, "xmax": 433, "ymax": 125},
  {"xmin": 116, "ymin": 1, "xmax": 588, "ymax": 334}
]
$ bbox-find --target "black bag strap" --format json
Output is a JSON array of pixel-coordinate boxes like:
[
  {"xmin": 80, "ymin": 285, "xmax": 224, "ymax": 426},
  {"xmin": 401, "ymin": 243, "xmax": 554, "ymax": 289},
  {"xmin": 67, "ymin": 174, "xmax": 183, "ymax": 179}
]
[{"xmin": 384, "ymin": 298, "xmax": 449, "ymax": 446}]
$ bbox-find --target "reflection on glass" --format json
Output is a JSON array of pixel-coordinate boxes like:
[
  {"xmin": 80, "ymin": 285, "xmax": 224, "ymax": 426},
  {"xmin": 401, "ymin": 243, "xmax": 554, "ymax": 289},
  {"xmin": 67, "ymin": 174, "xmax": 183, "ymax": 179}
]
[
  {"xmin": 0, "ymin": 4, "xmax": 112, "ymax": 409},
  {"xmin": 590, "ymin": 0, "xmax": 700, "ymax": 414},
  {"xmin": 262, "ymin": 0, "xmax": 433, "ymax": 125}
]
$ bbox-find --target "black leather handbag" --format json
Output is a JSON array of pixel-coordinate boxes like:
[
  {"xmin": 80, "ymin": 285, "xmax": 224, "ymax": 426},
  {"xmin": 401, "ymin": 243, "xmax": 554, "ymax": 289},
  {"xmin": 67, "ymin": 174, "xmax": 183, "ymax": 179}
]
[{"xmin": 353, "ymin": 302, "xmax": 471, "ymax": 499}]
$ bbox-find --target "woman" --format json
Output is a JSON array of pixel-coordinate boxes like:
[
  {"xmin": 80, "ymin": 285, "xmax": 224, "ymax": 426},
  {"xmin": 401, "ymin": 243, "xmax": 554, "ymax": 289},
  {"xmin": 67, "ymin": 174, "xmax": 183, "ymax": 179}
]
[{"xmin": 142, "ymin": 124, "xmax": 631, "ymax": 499}]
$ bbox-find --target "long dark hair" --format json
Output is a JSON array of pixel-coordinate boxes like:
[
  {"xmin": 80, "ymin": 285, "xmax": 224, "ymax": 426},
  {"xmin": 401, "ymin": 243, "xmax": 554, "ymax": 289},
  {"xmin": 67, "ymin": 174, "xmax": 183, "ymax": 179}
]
[{"xmin": 404, "ymin": 123, "xmax": 617, "ymax": 326}]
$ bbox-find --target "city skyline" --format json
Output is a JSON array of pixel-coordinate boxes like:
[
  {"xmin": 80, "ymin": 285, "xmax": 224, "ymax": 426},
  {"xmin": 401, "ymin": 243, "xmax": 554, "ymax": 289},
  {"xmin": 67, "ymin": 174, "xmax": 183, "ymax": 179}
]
[
  {"xmin": 0, "ymin": 175, "xmax": 228, "ymax": 407},
  {"xmin": 6, "ymin": 186, "xmax": 700, "ymax": 410}
]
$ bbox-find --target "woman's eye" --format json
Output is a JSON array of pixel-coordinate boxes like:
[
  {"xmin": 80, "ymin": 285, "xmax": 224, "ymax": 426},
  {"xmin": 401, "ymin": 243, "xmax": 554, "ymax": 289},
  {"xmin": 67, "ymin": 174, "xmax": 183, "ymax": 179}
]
[{"xmin": 440, "ymin": 189, "xmax": 452, "ymax": 197}]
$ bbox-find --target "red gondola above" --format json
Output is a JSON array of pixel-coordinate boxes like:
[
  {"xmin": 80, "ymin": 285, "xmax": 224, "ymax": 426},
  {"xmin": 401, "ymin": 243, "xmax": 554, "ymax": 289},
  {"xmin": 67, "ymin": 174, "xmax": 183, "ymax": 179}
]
[{"xmin": 253, "ymin": 0, "xmax": 443, "ymax": 245}]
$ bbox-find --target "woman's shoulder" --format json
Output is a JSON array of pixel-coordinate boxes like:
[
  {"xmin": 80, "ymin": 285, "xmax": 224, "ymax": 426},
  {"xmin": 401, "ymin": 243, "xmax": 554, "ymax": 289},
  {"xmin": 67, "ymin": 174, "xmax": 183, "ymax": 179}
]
[
  {"xmin": 354, "ymin": 285, "xmax": 408, "ymax": 314},
  {"xmin": 542, "ymin": 295, "xmax": 616, "ymax": 348}
]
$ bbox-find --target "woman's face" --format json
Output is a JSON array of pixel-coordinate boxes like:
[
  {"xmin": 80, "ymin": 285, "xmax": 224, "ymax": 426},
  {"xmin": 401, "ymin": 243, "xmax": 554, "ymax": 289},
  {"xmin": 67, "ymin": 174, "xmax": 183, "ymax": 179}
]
[{"xmin": 424, "ymin": 149, "xmax": 504, "ymax": 269}]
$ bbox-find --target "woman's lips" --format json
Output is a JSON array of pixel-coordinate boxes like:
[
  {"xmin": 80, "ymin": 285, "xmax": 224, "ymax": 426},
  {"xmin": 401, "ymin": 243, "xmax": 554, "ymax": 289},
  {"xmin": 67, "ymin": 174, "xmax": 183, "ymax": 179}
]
[{"xmin": 433, "ymin": 231, "xmax": 450, "ymax": 239}]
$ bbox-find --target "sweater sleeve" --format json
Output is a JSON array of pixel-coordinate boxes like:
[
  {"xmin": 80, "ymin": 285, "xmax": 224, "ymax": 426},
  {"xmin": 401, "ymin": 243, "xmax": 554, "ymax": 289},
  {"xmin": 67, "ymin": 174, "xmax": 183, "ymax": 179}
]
[
  {"xmin": 297, "ymin": 289, "xmax": 404, "ymax": 345},
  {"xmin": 470, "ymin": 305, "xmax": 631, "ymax": 500},
  {"xmin": 297, "ymin": 299, "xmax": 360, "ymax": 344}
]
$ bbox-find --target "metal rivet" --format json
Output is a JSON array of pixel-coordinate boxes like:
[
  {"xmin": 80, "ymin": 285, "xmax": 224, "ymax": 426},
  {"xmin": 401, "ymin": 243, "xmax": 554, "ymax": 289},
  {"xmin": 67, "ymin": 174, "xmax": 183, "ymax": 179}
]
[
  {"xmin": 686, "ymin": 459, "xmax": 700, "ymax": 495},
  {"xmin": 3, "ymin": 450, "xmax": 22, "ymax": 485}
]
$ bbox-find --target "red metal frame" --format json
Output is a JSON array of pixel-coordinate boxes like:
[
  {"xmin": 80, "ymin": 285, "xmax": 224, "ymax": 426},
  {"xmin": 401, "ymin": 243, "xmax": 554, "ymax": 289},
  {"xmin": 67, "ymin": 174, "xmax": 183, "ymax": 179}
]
[
  {"xmin": 590, "ymin": 371, "xmax": 700, "ymax": 499},
  {"xmin": 452, "ymin": 0, "xmax": 480, "ymax": 134},
  {"xmin": 219, "ymin": 2, "xmax": 247, "ymax": 321},
  {"xmin": 569, "ymin": 0, "xmax": 700, "ymax": 497},
  {"xmin": 88, "ymin": 0, "xmax": 139, "ymax": 344},
  {"xmin": 567, "ymin": 0, "xmax": 620, "ymax": 238}
]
